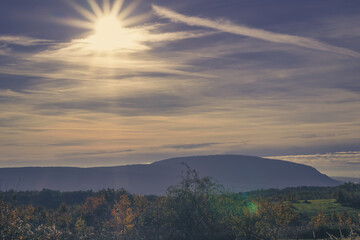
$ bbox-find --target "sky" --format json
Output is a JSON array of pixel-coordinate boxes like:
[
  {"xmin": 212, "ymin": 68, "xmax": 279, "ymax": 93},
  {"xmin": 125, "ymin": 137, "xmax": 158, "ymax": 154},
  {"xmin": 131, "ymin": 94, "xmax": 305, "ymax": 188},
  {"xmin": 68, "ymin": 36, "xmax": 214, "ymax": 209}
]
[{"xmin": 0, "ymin": 0, "xmax": 359, "ymax": 177}]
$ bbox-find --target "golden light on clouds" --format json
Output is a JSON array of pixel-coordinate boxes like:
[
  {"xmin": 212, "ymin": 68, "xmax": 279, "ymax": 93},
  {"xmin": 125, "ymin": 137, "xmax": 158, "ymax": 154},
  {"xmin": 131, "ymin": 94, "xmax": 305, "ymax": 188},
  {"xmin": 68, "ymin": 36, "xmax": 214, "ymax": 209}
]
[{"xmin": 1, "ymin": 0, "xmax": 358, "ymax": 177}]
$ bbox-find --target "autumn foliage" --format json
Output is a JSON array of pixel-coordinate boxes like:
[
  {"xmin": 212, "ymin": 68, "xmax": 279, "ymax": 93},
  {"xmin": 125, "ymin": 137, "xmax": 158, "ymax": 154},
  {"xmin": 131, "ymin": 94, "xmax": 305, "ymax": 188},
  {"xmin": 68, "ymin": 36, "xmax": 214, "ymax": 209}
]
[{"xmin": 1, "ymin": 169, "xmax": 359, "ymax": 239}]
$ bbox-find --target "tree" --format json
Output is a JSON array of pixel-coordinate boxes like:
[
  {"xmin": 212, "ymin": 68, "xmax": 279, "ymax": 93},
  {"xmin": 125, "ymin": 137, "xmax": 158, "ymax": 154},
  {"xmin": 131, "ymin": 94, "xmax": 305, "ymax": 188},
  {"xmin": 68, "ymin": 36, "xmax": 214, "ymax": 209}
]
[
  {"xmin": 110, "ymin": 195, "xmax": 135, "ymax": 236},
  {"xmin": 258, "ymin": 197, "xmax": 298, "ymax": 240},
  {"xmin": 75, "ymin": 217, "xmax": 91, "ymax": 239},
  {"xmin": 165, "ymin": 165, "xmax": 227, "ymax": 240},
  {"xmin": 136, "ymin": 165, "xmax": 229, "ymax": 240},
  {"xmin": 311, "ymin": 211, "xmax": 327, "ymax": 229},
  {"xmin": 81, "ymin": 194, "xmax": 108, "ymax": 233},
  {"xmin": 230, "ymin": 207, "xmax": 268, "ymax": 240}
]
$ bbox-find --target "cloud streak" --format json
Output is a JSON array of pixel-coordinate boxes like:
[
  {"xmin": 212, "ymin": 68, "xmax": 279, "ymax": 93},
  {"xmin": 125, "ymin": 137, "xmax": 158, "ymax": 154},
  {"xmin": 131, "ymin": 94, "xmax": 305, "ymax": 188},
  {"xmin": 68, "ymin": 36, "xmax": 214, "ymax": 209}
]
[
  {"xmin": 152, "ymin": 5, "xmax": 360, "ymax": 58},
  {"xmin": 0, "ymin": 35, "xmax": 53, "ymax": 46},
  {"xmin": 162, "ymin": 142, "xmax": 220, "ymax": 150},
  {"xmin": 266, "ymin": 151, "xmax": 360, "ymax": 176}
]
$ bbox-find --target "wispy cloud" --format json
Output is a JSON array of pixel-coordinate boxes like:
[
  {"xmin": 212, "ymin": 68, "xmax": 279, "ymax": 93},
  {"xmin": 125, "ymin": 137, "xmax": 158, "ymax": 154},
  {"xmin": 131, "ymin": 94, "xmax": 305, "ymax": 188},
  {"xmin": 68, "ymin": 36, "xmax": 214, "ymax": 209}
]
[
  {"xmin": 144, "ymin": 30, "xmax": 215, "ymax": 43},
  {"xmin": 266, "ymin": 151, "xmax": 360, "ymax": 176},
  {"xmin": 268, "ymin": 151, "xmax": 360, "ymax": 166},
  {"xmin": 162, "ymin": 142, "xmax": 220, "ymax": 150},
  {"xmin": 312, "ymin": 15, "xmax": 360, "ymax": 39},
  {"xmin": 57, "ymin": 149, "xmax": 134, "ymax": 157},
  {"xmin": 0, "ymin": 35, "xmax": 53, "ymax": 46},
  {"xmin": 152, "ymin": 5, "xmax": 360, "ymax": 58}
]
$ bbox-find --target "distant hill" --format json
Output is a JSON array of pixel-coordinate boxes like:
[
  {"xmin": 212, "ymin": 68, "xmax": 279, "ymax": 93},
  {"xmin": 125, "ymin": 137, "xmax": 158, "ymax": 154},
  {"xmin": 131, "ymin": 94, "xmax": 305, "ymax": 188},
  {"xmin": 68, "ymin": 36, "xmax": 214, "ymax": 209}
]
[
  {"xmin": 0, "ymin": 155, "xmax": 339, "ymax": 195},
  {"xmin": 332, "ymin": 177, "xmax": 360, "ymax": 184}
]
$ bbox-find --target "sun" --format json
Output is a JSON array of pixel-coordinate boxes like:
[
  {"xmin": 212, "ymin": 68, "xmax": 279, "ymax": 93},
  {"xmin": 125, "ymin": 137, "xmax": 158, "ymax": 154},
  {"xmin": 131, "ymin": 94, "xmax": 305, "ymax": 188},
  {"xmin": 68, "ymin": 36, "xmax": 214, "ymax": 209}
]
[
  {"xmin": 63, "ymin": 0, "xmax": 149, "ymax": 52},
  {"xmin": 96, "ymin": 15, "xmax": 121, "ymax": 37},
  {"xmin": 89, "ymin": 15, "xmax": 131, "ymax": 51}
]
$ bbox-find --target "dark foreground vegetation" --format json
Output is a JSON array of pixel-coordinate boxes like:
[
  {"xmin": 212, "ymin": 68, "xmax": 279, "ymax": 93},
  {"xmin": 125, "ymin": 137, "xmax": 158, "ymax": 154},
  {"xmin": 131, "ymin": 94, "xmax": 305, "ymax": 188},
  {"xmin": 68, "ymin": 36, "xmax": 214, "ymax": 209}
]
[{"xmin": 1, "ymin": 168, "xmax": 360, "ymax": 240}]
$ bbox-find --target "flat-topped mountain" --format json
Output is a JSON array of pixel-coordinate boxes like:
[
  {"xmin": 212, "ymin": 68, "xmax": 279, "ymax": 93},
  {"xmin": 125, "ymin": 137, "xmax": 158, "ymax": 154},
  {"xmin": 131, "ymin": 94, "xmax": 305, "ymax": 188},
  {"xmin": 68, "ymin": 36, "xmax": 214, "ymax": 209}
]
[{"xmin": 0, "ymin": 155, "xmax": 339, "ymax": 195}]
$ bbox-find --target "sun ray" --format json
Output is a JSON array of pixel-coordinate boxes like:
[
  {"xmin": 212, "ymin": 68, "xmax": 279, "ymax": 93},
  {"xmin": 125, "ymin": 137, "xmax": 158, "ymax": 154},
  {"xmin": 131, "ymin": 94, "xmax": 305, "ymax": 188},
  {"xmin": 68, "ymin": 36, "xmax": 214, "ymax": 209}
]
[
  {"xmin": 103, "ymin": 0, "xmax": 111, "ymax": 15},
  {"xmin": 68, "ymin": 1, "xmax": 98, "ymax": 22},
  {"xmin": 87, "ymin": 0, "xmax": 103, "ymax": 17},
  {"xmin": 111, "ymin": 0, "xmax": 124, "ymax": 17},
  {"xmin": 64, "ymin": 0, "xmax": 150, "ymax": 52},
  {"xmin": 60, "ymin": 18, "xmax": 94, "ymax": 30},
  {"xmin": 118, "ymin": 0, "xmax": 140, "ymax": 21},
  {"xmin": 122, "ymin": 12, "xmax": 151, "ymax": 27}
]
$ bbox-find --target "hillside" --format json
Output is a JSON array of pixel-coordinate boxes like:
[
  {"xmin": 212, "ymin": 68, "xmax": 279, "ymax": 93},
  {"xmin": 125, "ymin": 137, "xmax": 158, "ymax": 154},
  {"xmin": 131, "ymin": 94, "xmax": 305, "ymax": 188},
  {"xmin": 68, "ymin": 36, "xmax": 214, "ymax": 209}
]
[{"xmin": 0, "ymin": 155, "xmax": 339, "ymax": 195}]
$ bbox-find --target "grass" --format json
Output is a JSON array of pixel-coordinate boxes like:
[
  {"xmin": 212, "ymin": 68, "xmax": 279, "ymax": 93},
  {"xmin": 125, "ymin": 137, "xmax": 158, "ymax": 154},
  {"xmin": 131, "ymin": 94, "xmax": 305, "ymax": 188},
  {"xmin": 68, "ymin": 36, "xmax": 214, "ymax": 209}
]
[{"xmin": 293, "ymin": 199, "xmax": 360, "ymax": 218}]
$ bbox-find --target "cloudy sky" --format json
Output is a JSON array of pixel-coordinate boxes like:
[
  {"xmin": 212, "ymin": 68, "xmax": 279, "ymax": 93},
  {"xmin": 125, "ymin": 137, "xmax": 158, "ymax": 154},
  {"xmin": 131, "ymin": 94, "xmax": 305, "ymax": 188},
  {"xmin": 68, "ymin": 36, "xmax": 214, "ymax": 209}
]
[{"xmin": 0, "ymin": 0, "xmax": 359, "ymax": 176}]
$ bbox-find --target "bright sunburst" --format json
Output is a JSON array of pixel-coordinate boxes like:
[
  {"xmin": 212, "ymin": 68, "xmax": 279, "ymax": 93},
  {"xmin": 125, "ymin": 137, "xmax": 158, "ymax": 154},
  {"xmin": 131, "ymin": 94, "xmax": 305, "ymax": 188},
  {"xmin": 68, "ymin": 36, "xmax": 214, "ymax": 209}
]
[
  {"xmin": 88, "ymin": 15, "xmax": 140, "ymax": 51},
  {"xmin": 64, "ymin": 0, "xmax": 149, "ymax": 52},
  {"xmin": 94, "ymin": 16, "xmax": 123, "ymax": 48}
]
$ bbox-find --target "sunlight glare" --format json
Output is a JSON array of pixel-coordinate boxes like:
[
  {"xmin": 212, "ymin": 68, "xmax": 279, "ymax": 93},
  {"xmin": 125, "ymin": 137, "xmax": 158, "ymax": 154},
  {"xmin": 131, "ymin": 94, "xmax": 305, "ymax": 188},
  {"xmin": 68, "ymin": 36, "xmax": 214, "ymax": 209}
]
[
  {"xmin": 96, "ymin": 16, "xmax": 122, "ymax": 39},
  {"xmin": 88, "ymin": 15, "xmax": 138, "ymax": 51},
  {"xmin": 65, "ymin": 0, "xmax": 148, "ymax": 52}
]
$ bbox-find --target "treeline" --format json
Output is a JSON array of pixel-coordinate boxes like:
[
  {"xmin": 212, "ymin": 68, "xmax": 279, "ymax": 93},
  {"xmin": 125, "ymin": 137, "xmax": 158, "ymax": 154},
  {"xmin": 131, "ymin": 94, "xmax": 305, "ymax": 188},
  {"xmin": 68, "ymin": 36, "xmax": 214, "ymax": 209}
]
[
  {"xmin": 336, "ymin": 183, "xmax": 360, "ymax": 208},
  {"xmin": 1, "ymin": 189, "xmax": 95, "ymax": 209},
  {"xmin": 1, "ymin": 169, "xmax": 360, "ymax": 239},
  {"xmin": 244, "ymin": 182, "xmax": 360, "ymax": 204},
  {"xmin": 3, "ymin": 181, "xmax": 360, "ymax": 210},
  {"xmin": 2, "ymin": 181, "xmax": 360, "ymax": 210}
]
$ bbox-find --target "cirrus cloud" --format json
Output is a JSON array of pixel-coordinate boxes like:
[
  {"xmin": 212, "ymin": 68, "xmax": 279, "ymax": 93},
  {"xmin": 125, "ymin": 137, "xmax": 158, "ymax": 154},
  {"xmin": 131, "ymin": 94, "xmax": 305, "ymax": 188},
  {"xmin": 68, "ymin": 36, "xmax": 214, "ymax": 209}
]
[{"xmin": 152, "ymin": 5, "xmax": 360, "ymax": 58}]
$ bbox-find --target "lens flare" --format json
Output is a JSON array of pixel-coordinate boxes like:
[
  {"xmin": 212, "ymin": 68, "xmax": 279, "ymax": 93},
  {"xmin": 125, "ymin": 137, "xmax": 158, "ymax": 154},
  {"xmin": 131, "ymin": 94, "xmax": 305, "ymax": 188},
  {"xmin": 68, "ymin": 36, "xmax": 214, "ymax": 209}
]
[{"xmin": 248, "ymin": 201, "xmax": 258, "ymax": 213}]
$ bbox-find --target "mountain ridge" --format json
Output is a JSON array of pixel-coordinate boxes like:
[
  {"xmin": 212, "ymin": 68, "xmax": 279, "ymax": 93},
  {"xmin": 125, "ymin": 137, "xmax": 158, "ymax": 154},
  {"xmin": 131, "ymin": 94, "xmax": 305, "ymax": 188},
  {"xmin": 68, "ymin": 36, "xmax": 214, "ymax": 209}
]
[{"xmin": 0, "ymin": 155, "xmax": 339, "ymax": 195}]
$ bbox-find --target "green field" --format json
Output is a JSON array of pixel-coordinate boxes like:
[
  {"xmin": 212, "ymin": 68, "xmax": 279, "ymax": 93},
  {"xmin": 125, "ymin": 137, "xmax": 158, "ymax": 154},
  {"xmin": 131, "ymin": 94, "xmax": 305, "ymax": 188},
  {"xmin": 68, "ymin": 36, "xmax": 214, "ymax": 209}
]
[{"xmin": 293, "ymin": 199, "xmax": 360, "ymax": 218}]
